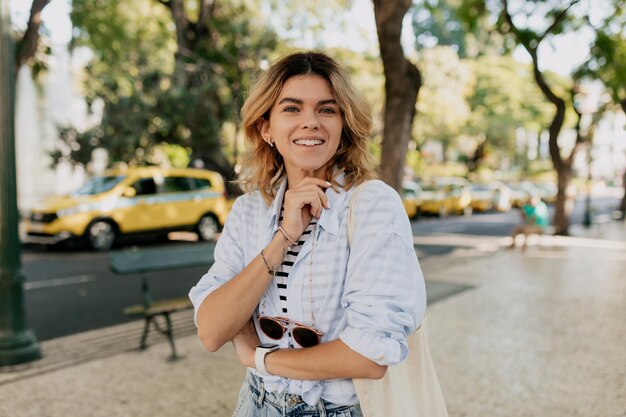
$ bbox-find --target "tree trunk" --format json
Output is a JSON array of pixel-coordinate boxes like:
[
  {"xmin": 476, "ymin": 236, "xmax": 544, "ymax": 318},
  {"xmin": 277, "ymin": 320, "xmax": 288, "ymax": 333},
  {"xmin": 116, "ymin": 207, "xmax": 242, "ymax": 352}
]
[
  {"xmin": 546, "ymin": 98, "xmax": 572, "ymax": 235},
  {"xmin": 501, "ymin": 0, "xmax": 579, "ymax": 235},
  {"xmin": 14, "ymin": 0, "xmax": 50, "ymax": 75},
  {"xmin": 553, "ymin": 164, "xmax": 574, "ymax": 235},
  {"xmin": 373, "ymin": 0, "xmax": 421, "ymax": 192}
]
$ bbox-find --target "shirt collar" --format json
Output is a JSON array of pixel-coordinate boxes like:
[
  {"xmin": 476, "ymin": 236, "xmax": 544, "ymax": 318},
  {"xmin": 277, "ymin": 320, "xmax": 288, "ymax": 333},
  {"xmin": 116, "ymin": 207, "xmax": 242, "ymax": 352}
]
[
  {"xmin": 317, "ymin": 172, "xmax": 349, "ymax": 236},
  {"xmin": 267, "ymin": 178, "xmax": 288, "ymax": 233}
]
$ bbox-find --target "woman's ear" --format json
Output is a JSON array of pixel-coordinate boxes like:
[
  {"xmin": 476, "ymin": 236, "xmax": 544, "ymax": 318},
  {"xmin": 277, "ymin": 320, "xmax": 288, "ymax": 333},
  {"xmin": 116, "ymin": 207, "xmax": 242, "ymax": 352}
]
[{"xmin": 258, "ymin": 119, "xmax": 272, "ymax": 146}]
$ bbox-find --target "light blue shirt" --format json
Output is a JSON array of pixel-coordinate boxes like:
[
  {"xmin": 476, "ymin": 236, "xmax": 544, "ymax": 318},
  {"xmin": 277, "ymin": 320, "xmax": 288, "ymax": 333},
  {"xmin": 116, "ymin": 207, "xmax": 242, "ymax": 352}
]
[{"xmin": 189, "ymin": 176, "xmax": 426, "ymax": 406}]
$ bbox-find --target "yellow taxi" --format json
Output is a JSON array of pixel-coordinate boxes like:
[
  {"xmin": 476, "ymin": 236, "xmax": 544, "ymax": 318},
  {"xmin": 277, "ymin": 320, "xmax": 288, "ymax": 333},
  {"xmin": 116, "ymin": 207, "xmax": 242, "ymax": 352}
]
[
  {"xmin": 418, "ymin": 177, "xmax": 473, "ymax": 217},
  {"xmin": 470, "ymin": 182, "xmax": 512, "ymax": 212},
  {"xmin": 25, "ymin": 167, "xmax": 231, "ymax": 250},
  {"xmin": 402, "ymin": 181, "xmax": 423, "ymax": 219}
]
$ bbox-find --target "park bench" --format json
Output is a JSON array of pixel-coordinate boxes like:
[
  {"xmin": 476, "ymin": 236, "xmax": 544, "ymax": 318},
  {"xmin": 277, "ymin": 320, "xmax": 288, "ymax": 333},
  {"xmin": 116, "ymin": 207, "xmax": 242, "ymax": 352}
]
[{"xmin": 109, "ymin": 241, "xmax": 216, "ymax": 361}]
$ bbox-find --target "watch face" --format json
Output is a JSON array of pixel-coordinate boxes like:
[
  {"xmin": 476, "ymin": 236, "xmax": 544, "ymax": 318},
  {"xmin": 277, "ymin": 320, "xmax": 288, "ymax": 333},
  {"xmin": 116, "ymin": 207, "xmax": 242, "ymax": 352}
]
[{"xmin": 257, "ymin": 343, "xmax": 279, "ymax": 349}]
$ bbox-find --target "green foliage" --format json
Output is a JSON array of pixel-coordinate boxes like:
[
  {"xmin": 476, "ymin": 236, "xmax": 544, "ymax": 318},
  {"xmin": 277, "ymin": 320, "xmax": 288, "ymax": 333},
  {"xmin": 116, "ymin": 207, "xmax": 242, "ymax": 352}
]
[
  {"xmin": 576, "ymin": 6, "xmax": 626, "ymax": 110},
  {"xmin": 410, "ymin": 0, "xmax": 506, "ymax": 58},
  {"xmin": 265, "ymin": 0, "xmax": 353, "ymax": 48},
  {"xmin": 413, "ymin": 46, "xmax": 473, "ymax": 151},
  {"xmin": 58, "ymin": 0, "xmax": 279, "ymax": 179},
  {"xmin": 466, "ymin": 55, "xmax": 552, "ymax": 159}
]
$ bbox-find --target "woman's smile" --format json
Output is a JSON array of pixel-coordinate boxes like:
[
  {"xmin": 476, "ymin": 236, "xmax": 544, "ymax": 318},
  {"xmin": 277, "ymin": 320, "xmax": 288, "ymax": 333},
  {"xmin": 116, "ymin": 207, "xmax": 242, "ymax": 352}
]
[{"xmin": 292, "ymin": 138, "xmax": 326, "ymax": 147}]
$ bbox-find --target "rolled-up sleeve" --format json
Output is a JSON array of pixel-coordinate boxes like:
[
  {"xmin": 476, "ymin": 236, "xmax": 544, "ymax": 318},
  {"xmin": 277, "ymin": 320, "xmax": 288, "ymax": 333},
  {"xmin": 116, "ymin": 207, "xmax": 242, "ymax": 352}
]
[
  {"xmin": 339, "ymin": 182, "xmax": 426, "ymax": 366},
  {"xmin": 189, "ymin": 196, "xmax": 246, "ymax": 326}
]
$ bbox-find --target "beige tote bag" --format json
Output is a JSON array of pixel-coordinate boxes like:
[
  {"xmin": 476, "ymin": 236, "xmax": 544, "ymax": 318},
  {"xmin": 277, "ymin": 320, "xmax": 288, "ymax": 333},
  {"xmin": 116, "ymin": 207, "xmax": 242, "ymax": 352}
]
[{"xmin": 348, "ymin": 181, "xmax": 449, "ymax": 417}]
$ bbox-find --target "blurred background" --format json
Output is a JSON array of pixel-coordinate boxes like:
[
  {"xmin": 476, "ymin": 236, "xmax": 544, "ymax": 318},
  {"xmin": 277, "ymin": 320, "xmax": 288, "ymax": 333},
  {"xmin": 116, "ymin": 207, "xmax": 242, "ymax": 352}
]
[
  {"xmin": 1, "ymin": 0, "xmax": 625, "ymax": 416},
  {"xmin": 10, "ymin": 0, "xmax": 626, "ymax": 236}
]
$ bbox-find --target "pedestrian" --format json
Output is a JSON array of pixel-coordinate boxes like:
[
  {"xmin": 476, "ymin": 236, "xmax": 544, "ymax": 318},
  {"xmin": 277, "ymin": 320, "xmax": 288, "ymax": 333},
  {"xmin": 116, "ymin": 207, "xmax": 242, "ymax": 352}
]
[
  {"xmin": 189, "ymin": 51, "xmax": 426, "ymax": 417},
  {"xmin": 509, "ymin": 192, "xmax": 550, "ymax": 250}
]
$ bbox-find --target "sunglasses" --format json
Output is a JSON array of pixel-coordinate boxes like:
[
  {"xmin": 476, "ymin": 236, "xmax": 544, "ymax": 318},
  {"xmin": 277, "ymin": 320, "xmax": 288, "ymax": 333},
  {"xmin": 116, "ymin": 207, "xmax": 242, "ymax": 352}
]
[{"xmin": 258, "ymin": 316, "xmax": 324, "ymax": 348}]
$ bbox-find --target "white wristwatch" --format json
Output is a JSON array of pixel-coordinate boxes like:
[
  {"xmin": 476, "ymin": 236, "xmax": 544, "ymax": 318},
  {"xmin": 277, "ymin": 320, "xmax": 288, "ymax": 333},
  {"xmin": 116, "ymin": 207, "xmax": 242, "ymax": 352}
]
[{"xmin": 255, "ymin": 343, "xmax": 279, "ymax": 375}]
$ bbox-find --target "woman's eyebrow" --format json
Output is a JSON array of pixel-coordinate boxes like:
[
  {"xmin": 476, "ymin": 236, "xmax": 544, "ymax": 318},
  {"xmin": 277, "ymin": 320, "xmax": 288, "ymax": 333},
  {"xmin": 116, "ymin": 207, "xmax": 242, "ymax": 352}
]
[
  {"xmin": 318, "ymin": 99, "xmax": 338, "ymax": 106},
  {"xmin": 278, "ymin": 97, "xmax": 303, "ymax": 105},
  {"xmin": 277, "ymin": 97, "xmax": 338, "ymax": 106}
]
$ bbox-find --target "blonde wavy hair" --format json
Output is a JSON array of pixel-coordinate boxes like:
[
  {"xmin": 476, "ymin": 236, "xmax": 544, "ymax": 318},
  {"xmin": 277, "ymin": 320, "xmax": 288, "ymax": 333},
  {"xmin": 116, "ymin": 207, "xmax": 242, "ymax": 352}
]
[{"xmin": 238, "ymin": 51, "xmax": 377, "ymax": 204}]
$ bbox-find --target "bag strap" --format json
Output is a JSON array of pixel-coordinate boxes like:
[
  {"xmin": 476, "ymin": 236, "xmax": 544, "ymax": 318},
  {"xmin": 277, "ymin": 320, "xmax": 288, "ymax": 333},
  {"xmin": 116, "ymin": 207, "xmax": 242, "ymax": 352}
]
[{"xmin": 347, "ymin": 180, "xmax": 374, "ymax": 247}]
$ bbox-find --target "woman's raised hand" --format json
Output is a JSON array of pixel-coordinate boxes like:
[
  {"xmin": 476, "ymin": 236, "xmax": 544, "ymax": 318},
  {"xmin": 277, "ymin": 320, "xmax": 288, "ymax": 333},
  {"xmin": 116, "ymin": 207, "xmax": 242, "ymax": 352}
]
[{"xmin": 281, "ymin": 177, "xmax": 331, "ymax": 239}]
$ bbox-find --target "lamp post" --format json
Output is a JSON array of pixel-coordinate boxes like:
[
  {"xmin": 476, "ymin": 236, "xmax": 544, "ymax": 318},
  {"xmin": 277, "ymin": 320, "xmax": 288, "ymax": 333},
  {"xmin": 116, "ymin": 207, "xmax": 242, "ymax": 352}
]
[
  {"xmin": 0, "ymin": 0, "xmax": 41, "ymax": 366},
  {"xmin": 583, "ymin": 143, "xmax": 592, "ymax": 228}
]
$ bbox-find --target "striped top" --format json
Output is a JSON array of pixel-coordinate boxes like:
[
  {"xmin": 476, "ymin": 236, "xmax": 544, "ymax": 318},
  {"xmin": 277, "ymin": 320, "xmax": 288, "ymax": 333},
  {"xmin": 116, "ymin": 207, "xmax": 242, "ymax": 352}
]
[
  {"xmin": 275, "ymin": 208, "xmax": 317, "ymax": 347},
  {"xmin": 190, "ymin": 175, "xmax": 426, "ymax": 406}
]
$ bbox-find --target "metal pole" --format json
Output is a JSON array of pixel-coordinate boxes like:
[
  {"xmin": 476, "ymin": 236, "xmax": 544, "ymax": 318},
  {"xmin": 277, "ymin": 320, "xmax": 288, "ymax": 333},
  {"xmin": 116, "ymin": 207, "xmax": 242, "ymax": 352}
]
[
  {"xmin": 0, "ymin": 0, "xmax": 41, "ymax": 366},
  {"xmin": 583, "ymin": 144, "xmax": 592, "ymax": 228}
]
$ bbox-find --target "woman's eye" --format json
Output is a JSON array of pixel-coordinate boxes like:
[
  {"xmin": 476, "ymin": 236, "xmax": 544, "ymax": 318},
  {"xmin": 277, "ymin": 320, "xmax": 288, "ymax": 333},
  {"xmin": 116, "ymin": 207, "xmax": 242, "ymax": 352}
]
[
  {"xmin": 320, "ymin": 107, "xmax": 336, "ymax": 114},
  {"xmin": 283, "ymin": 106, "xmax": 299, "ymax": 112}
]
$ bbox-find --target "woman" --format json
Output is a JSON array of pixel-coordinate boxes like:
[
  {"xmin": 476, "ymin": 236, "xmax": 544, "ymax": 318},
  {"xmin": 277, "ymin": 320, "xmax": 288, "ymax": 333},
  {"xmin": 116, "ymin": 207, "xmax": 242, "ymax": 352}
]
[{"xmin": 189, "ymin": 51, "xmax": 426, "ymax": 417}]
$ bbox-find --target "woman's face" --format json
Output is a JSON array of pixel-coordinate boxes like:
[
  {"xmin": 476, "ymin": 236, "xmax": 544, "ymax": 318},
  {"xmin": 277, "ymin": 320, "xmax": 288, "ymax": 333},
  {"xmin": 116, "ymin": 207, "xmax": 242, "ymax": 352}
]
[{"xmin": 260, "ymin": 74, "xmax": 343, "ymax": 180}]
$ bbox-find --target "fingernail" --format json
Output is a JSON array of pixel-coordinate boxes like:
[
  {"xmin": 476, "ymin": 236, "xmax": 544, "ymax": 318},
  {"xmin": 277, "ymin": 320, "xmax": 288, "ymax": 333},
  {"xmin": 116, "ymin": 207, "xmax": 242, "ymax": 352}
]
[
  {"xmin": 325, "ymin": 181, "xmax": 332, "ymax": 186},
  {"xmin": 325, "ymin": 201, "xmax": 330, "ymax": 208}
]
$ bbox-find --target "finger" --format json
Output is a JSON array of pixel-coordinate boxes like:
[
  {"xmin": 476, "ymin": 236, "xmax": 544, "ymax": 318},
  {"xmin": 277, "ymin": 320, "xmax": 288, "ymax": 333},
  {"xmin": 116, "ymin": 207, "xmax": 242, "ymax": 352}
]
[
  {"xmin": 296, "ymin": 177, "xmax": 332, "ymax": 189},
  {"xmin": 289, "ymin": 190, "xmax": 323, "ymax": 217},
  {"xmin": 286, "ymin": 188, "xmax": 325, "ymax": 209},
  {"xmin": 292, "ymin": 184, "xmax": 330, "ymax": 209}
]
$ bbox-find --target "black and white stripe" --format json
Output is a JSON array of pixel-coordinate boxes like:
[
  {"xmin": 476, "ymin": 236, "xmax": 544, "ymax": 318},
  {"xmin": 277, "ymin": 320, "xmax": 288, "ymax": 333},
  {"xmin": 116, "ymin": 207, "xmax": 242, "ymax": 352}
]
[{"xmin": 276, "ymin": 207, "xmax": 317, "ymax": 346}]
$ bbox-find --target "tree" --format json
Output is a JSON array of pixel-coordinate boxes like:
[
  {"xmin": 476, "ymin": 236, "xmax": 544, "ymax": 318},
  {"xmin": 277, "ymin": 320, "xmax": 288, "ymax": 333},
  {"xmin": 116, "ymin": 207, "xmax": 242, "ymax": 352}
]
[
  {"xmin": 576, "ymin": 8, "xmax": 626, "ymax": 114},
  {"xmin": 61, "ymin": 0, "xmax": 279, "ymax": 196},
  {"xmin": 466, "ymin": 55, "xmax": 553, "ymax": 171},
  {"xmin": 575, "ymin": 6, "xmax": 626, "ymax": 219},
  {"xmin": 14, "ymin": 0, "xmax": 50, "ymax": 75},
  {"xmin": 496, "ymin": 0, "xmax": 586, "ymax": 235},
  {"xmin": 373, "ymin": 0, "xmax": 421, "ymax": 192},
  {"xmin": 413, "ymin": 46, "xmax": 472, "ymax": 162},
  {"xmin": 410, "ymin": 0, "xmax": 504, "ymax": 59}
]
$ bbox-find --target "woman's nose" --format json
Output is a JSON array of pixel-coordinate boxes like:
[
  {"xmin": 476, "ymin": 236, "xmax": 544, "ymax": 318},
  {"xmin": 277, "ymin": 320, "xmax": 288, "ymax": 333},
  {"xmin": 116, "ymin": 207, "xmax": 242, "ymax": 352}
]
[{"xmin": 301, "ymin": 110, "xmax": 320, "ymax": 129}]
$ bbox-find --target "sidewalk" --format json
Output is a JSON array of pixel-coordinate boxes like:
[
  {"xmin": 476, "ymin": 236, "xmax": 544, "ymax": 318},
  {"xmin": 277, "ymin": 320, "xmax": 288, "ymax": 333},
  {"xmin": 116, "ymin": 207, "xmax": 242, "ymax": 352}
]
[{"xmin": 1, "ymin": 222, "xmax": 625, "ymax": 417}]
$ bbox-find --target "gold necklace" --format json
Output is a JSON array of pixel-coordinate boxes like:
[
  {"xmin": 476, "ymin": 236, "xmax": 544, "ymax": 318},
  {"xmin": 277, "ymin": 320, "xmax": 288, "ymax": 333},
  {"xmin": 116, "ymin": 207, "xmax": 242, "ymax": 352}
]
[{"xmin": 308, "ymin": 222, "xmax": 319, "ymax": 327}]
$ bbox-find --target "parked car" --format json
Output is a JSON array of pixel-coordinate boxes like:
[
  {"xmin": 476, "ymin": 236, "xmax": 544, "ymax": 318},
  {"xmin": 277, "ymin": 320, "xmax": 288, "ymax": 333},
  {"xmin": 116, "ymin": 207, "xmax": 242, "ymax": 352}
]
[
  {"xmin": 25, "ymin": 167, "xmax": 231, "ymax": 250},
  {"xmin": 470, "ymin": 182, "xmax": 512, "ymax": 212},
  {"xmin": 419, "ymin": 177, "xmax": 472, "ymax": 217},
  {"xmin": 403, "ymin": 180, "xmax": 423, "ymax": 219}
]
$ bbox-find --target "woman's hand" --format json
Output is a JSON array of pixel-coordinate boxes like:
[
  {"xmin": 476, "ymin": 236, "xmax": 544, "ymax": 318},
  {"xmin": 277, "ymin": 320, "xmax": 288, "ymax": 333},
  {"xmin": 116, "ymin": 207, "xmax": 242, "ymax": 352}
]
[
  {"xmin": 231, "ymin": 318, "xmax": 260, "ymax": 368},
  {"xmin": 282, "ymin": 177, "xmax": 331, "ymax": 238}
]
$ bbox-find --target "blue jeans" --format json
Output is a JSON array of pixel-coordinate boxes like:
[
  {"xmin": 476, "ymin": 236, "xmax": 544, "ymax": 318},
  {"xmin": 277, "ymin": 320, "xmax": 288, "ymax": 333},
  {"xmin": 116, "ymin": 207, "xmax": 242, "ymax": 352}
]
[{"xmin": 232, "ymin": 371, "xmax": 363, "ymax": 417}]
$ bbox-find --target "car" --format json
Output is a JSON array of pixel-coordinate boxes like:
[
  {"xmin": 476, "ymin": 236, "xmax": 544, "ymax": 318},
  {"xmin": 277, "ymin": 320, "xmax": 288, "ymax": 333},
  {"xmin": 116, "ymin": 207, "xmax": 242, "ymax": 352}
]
[
  {"xmin": 25, "ymin": 167, "xmax": 231, "ymax": 250},
  {"xmin": 470, "ymin": 182, "xmax": 512, "ymax": 212},
  {"xmin": 403, "ymin": 180, "xmax": 424, "ymax": 219},
  {"xmin": 419, "ymin": 177, "xmax": 473, "ymax": 217}
]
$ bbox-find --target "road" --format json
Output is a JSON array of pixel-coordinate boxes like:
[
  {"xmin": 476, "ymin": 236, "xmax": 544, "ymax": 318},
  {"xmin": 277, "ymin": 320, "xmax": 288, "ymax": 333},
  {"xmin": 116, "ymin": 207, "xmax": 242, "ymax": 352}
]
[{"xmin": 21, "ymin": 196, "xmax": 621, "ymax": 341}]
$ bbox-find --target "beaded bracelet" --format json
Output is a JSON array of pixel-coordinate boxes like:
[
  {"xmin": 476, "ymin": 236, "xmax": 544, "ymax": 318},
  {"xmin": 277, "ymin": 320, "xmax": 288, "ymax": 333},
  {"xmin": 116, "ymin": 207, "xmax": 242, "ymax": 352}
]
[
  {"xmin": 260, "ymin": 248, "xmax": 283, "ymax": 275},
  {"xmin": 278, "ymin": 226, "xmax": 298, "ymax": 246}
]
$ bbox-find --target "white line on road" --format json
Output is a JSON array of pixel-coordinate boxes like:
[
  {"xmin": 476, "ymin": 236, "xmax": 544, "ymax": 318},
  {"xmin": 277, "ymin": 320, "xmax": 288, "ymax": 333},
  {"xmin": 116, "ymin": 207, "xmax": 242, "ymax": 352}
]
[{"xmin": 24, "ymin": 275, "xmax": 97, "ymax": 290}]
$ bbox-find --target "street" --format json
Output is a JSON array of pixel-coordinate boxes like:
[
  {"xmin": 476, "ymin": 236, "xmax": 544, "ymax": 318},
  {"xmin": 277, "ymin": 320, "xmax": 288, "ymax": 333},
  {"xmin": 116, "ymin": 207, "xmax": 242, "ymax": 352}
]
[{"xmin": 21, "ymin": 196, "xmax": 621, "ymax": 341}]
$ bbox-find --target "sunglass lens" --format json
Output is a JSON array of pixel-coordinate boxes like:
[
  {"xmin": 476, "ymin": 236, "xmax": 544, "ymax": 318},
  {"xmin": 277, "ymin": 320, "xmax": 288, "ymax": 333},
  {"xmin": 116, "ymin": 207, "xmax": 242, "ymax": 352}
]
[
  {"xmin": 293, "ymin": 327, "xmax": 319, "ymax": 347},
  {"xmin": 260, "ymin": 317, "xmax": 284, "ymax": 339}
]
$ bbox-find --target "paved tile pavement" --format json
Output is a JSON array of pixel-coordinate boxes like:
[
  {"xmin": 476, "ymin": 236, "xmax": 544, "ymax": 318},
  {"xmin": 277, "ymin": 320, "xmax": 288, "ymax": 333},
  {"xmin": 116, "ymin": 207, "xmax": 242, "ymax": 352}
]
[{"xmin": 1, "ymin": 221, "xmax": 625, "ymax": 417}]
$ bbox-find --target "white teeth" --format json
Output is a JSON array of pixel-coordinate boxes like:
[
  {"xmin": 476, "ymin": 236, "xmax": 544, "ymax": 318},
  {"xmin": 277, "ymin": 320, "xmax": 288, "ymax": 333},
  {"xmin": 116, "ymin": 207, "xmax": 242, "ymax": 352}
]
[{"xmin": 294, "ymin": 139, "xmax": 324, "ymax": 146}]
